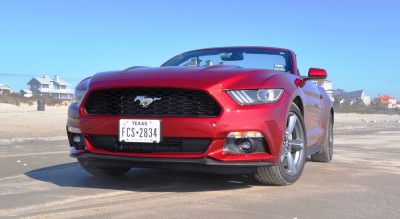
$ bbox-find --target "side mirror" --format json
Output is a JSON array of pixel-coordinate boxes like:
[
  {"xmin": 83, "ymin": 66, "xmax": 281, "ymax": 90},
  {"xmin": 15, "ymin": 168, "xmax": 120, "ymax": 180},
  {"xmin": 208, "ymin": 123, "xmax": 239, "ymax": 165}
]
[{"xmin": 308, "ymin": 68, "xmax": 327, "ymax": 79}]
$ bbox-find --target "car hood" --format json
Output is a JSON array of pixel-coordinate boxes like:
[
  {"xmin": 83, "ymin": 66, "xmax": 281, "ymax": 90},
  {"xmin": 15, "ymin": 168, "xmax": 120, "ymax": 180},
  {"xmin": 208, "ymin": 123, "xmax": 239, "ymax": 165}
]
[{"xmin": 90, "ymin": 66, "xmax": 280, "ymax": 90}]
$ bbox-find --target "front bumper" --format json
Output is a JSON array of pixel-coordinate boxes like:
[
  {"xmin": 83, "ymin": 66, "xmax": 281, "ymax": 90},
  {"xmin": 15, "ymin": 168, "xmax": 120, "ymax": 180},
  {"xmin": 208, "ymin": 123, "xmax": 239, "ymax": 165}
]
[
  {"xmin": 73, "ymin": 152, "xmax": 273, "ymax": 174},
  {"xmin": 67, "ymin": 88, "xmax": 290, "ymax": 163}
]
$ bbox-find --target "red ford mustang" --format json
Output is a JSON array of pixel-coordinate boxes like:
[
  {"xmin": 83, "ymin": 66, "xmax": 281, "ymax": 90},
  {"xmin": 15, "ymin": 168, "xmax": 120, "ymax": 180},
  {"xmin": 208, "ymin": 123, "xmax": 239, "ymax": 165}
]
[{"xmin": 67, "ymin": 46, "xmax": 334, "ymax": 185}]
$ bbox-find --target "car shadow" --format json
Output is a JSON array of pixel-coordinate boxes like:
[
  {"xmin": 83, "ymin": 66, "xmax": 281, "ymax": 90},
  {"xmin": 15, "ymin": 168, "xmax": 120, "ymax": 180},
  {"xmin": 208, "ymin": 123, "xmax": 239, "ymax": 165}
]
[{"xmin": 25, "ymin": 162, "xmax": 263, "ymax": 192}]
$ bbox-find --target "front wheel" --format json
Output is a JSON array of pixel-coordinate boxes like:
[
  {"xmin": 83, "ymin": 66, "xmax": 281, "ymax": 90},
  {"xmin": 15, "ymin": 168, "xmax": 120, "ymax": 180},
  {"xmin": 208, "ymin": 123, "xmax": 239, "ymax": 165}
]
[{"xmin": 255, "ymin": 103, "xmax": 307, "ymax": 186}]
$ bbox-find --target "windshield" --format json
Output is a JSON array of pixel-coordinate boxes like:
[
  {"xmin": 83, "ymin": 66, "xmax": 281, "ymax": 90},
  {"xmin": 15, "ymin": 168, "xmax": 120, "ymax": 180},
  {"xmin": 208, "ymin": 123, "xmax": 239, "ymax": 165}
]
[{"xmin": 163, "ymin": 48, "xmax": 293, "ymax": 73}]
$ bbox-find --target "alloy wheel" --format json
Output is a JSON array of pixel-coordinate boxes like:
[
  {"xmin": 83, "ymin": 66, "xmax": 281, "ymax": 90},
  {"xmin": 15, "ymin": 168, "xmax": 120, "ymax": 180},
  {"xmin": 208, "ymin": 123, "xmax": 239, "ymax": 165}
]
[{"xmin": 280, "ymin": 112, "xmax": 306, "ymax": 176}]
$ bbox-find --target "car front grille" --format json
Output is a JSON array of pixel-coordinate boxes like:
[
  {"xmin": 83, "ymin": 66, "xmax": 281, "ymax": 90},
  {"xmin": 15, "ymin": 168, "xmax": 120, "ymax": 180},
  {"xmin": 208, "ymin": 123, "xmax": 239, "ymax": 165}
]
[
  {"xmin": 87, "ymin": 135, "xmax": 211, "ymax": 153},
  {"xmin": 84, "ymin": 88, "xmax": 221, "ymax": 117}
]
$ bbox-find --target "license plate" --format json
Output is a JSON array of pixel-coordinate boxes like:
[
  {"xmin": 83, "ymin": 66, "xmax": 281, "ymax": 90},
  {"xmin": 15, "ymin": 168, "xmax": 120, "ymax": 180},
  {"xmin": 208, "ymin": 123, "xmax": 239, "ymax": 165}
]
[{"xmin": 119, "ymin": 119, "xmax": 161, "ymax": 143}]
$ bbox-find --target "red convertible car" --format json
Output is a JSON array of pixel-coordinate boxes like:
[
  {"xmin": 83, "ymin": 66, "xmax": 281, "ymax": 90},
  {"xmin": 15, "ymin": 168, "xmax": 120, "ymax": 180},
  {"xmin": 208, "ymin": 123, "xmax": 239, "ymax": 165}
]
[{"xmin": 67, "ymin": 46, "xmax": 333, "ymax": 185}]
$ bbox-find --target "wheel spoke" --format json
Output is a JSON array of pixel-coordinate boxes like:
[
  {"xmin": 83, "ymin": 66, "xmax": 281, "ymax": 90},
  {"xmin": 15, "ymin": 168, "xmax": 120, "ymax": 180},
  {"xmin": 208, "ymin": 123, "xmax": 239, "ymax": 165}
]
[
  {"xmin": 286, "ymin": 114, "xmax": 297, "ymax": 134},
  {"xmin": 289, "ymin": 139, "xmax": 304, "ymax": 151},
  {"xmin": 286, "ymin": 152, "xmax": 296, "ymax": 173}
]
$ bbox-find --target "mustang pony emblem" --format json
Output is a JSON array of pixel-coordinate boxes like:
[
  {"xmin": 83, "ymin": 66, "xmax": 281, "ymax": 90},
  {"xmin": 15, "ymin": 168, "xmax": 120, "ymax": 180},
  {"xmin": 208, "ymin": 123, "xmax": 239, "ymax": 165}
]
[{"xmin": 134, "ymin": 96, "xmax": 161, "ymax": 108}]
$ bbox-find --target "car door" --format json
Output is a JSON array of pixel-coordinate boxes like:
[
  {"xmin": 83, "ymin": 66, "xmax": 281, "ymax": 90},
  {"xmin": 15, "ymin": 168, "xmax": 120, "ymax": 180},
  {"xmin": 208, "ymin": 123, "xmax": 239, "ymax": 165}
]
[{"xmin": 302, "ymin": 80, "xmax": 323, "ymax": 149}]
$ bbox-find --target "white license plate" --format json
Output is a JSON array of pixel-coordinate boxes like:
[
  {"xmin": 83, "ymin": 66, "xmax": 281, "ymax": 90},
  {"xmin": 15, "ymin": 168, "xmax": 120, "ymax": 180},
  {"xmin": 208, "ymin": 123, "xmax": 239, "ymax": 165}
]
[{"xmin": 119, "ymin": 119, "xmax": 161, "ymax": 143}]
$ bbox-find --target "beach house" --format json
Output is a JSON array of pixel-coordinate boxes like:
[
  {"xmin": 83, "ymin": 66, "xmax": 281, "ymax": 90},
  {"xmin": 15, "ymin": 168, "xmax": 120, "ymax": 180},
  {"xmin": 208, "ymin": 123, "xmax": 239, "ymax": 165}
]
[{"xmin": 27, "ymin": 75, "xmax": 73, "ymax": 99}]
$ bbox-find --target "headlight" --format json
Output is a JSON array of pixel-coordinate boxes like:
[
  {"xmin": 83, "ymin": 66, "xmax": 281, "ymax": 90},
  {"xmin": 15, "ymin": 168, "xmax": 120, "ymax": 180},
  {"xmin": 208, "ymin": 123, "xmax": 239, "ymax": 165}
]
[
  {"xmin": 227, "ymin": 89, "xmax": 283, "ymax": 105},
  {"xmin": 73, "ymin": 77, "xmax": 91, "ymax": 103}
]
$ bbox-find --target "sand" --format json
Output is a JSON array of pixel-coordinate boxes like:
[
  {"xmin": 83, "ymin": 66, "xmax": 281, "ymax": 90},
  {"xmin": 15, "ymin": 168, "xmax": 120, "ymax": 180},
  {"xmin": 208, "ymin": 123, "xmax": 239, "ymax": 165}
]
[
  {"xmin": 1, "ymin": 103, "xmax": 400, "ymax": 140},
  {"xmin": 0, "ymin": 103, "xmax": 68, "ymax": 140},
  {"xmin": 1, "ymin": 103, "xmax": 400, "ymax": 218}
]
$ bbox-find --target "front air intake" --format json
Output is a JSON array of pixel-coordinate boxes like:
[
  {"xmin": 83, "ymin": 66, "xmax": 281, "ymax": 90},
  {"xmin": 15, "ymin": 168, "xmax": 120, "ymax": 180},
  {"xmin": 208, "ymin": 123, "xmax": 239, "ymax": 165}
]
[{"xmin": 85, "ymin": 88, "xmax": 221, "ymax": 117}]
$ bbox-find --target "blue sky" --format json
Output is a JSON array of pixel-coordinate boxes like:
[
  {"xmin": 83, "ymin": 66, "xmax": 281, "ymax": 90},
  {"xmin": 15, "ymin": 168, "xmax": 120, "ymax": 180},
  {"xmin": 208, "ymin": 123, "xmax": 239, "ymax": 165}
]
[{"xmin": 0, "ymin": 0, "xmax": 399, "ymax": 99}]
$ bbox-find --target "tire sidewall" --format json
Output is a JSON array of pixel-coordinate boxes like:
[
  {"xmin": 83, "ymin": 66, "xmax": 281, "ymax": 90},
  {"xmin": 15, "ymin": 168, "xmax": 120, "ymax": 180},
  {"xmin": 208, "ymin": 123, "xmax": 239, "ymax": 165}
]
[
  {"xmin": 326, "ymin": 114, "xmax": 333, "ymax": 161},
  {"xmin": 277, "ymin": 103, "xmax": 307, "ymax": 183}
]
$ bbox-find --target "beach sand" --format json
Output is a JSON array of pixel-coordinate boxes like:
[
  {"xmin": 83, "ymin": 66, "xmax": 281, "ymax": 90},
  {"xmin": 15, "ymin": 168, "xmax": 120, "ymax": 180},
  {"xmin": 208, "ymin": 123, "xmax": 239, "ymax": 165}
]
[
  {"xmin": 0, "ymin": 103, "xmax": 68, "ymax": 140},
  {"xmin": 0, "ymin": 103, "xmax": 400, "ymax": 218},
  {"xmin": 1, "ymin": 103, "xmax": 399, "ymax": 140}
]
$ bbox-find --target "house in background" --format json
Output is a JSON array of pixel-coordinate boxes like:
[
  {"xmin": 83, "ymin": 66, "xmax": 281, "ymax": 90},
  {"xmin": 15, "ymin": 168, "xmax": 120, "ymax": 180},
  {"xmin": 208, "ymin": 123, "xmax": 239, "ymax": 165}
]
[
  {"xmin": 0, "ymin": 84, "xmax": 12, "ymax": 95},
  {"xmin": 313, "ymin": 80, "xmax": 334, "ymax": 102},
  {"xmin": 20, "ymin": 89, "xmax": 33, "ymax": 98},
  {"xmin": 397, "ymin": 102, "xmax": 400, "ymax": 108},
  {"xmin": 374, "ymin": 95, "xmax": 397, "ymax": 109},
  {"xmin": 334, "ymin": 89, "xmax": 370, "ymax": 105},
  {"xmin": 27, "ymin": 75, "xmax": 73, "ymax": 99}
]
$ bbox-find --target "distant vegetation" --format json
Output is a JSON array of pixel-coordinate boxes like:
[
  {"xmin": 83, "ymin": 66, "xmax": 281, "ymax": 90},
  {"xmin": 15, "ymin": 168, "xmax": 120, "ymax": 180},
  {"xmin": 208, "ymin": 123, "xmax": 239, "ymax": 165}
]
[{"xmin": 0, "ymin": 93, "xmax": 70, "ymax": 106}]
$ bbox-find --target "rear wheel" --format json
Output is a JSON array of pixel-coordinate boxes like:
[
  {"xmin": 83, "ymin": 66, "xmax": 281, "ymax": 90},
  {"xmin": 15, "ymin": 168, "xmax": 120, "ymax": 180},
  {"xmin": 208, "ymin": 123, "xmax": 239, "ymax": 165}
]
[
  {"xmin": 311, "ymin": 113, "xmax": 333, "ymax": 162},
  {"xmin": 78, "ymin": 158, "xmax": 131, "ymax": 177},
  {"xmin": 255, "ymin": 103, "xmax": 307, "ymax": 186}
]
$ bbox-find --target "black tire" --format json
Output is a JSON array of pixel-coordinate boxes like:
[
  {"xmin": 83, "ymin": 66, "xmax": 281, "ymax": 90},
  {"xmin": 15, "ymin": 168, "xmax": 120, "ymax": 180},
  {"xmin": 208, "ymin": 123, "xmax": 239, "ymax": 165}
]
[
  {"xmin": 311, "ymin": 113, "xmax": 333, "ymax": 162},
  {"xmin": 78, "ymin": 158, "xmax": 131, "ymax": 177},
  {"xmin": 255, "ymin": 103, "xmax": 307, "ymax": 186}
]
